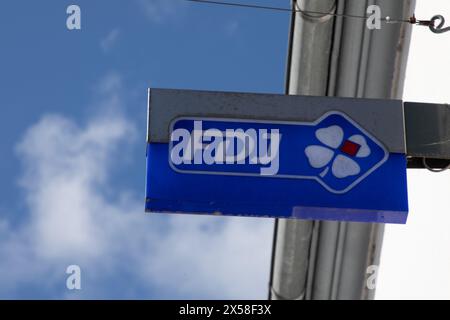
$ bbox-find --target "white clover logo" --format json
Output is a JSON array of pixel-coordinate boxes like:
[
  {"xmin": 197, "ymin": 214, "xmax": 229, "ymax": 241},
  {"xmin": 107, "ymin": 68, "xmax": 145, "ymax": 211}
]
[{"xmin": 305, "ymin": 125, "xmax": 371, "ymax": 178}]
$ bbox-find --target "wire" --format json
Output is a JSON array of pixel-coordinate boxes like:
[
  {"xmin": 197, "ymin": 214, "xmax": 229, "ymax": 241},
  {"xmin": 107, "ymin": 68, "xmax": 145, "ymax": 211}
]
[
  {"xmin": 184, "ymin": 0, "xmax": 407, "ymax": 22},
  {"xmin": 184, "ymin": 0, "xmax": 450, "ymax": 33},
  {"xmin": 185, "ymin": 0, "xmax": 295, "ymax": 12}
]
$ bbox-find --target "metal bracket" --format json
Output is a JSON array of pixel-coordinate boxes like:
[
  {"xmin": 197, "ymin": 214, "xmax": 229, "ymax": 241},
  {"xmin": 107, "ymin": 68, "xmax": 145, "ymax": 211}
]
[{"xmin": 404, "ymin": 102, "xmax": 450, "ymax": 169}]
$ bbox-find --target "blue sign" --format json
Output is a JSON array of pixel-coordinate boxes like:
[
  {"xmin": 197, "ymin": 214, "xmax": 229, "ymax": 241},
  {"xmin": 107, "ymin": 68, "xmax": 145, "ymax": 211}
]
[{"xmin": 146, "ymin": 111, "xmax": 408, "ymax": 223}]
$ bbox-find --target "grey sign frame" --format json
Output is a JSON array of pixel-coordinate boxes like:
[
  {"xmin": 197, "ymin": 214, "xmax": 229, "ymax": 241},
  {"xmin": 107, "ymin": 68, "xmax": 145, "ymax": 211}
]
[{"xmin": 148, "ymin": 88, "xmax": 406, "ymax": 154}]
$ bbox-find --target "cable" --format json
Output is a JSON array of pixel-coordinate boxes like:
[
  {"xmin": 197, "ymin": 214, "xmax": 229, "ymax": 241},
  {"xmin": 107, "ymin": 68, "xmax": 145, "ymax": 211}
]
[
  {"xmin": 185, "ymin": 0, "xmax": 295, "ymax": 12},
  {"xmin": 184, "ymin": 0, "xmax": 450, "ymax": 33},
  {"xmin": 185, "ymin": 0, "xmax": 405, "ymax": 20}
]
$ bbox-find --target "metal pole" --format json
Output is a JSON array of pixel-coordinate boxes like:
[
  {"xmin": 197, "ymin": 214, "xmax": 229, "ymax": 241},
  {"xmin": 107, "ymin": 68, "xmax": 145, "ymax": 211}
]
[
  {"xmin": 269, "ymin": 0, "xmax": 336, "ymax": 300},
  {"xmin": 270, "ymin": 0, "xmax": 415, "ymax": 300}
]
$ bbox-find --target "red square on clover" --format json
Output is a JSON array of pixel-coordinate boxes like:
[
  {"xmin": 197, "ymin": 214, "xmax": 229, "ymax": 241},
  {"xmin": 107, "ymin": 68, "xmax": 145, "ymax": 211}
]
[{"xmin": 340, "ymin": 140, "xmax": 360, "ymax": 157}]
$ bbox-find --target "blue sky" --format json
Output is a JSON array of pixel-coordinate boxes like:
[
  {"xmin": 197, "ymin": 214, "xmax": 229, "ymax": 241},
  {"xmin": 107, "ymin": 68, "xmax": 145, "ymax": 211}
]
[
  {"xmin": 0, "ymin": 0, "xmax": 289, "ymax": 299},
  {"xmin": 0, "ymin": 0, "xmax": 288, "ymax": 205}
]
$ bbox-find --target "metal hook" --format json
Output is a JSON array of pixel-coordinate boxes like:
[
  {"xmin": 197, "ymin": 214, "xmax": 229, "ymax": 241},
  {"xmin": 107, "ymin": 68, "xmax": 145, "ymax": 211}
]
[
  {"xmin": 429, "ymin": 15, "xmax": 450, "ymax": 34},
  {"xmin": 422, "ymin": 158, "xmax": 450, "ymax": 172}
]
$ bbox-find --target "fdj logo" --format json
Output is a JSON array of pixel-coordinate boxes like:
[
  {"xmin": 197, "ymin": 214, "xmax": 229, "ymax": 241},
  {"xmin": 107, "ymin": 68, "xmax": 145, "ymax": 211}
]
[
  {"xmin": 170, "ymin": 120, "xmax": 281, "ymax": 175},
  {"xmin": 169, "ymin": 113, "xmax": 388, "ymax": 194}
]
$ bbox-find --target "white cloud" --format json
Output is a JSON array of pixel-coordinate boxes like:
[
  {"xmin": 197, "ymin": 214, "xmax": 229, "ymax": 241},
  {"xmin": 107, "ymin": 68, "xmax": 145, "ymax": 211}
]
[
  {"xmin": 144, "ymin": 215, "xmax": 273, "ymax": 298},
  {"xmin": 225, "ymin": 20, "xmax": 240, "ymax": 36},
  {"xmin": 0, "ymin": 73, "xmax": 273, "ymax": 299},
  {"xmin": 137, "ymin": 0, "xmax": 183, "ymax": 23},
  {"xmin": 376, "ymin": 0, "xmax": 450, "ymax": 300},
  {"xmin": 100, "ymin": 28, "xmax": 120, "ymax": 53}
]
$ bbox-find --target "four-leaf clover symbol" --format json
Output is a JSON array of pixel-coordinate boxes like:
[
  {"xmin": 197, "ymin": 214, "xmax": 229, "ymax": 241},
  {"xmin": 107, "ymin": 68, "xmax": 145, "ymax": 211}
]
[{"xmin": 305, "ymin": 125, "xmax": 371, "ymax": 178}]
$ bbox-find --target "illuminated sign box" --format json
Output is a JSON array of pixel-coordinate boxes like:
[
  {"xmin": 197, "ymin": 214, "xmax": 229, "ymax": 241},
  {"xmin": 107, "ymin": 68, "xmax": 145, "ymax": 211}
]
[{"xmin": 145, "ymin": 89, "xmax": 408, "ymax": 224}]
